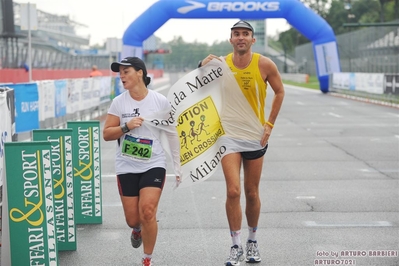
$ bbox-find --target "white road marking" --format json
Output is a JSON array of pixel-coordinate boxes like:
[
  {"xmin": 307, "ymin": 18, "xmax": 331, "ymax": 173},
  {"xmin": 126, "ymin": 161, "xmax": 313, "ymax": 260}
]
[
  {"xmin": 360, "ymin": 168, "xmax": 399, "ymax": 173},
  {"xmin": 296, "ymin": 196, "xmax": 316, "ymax": 199},
  {"xmin": 328, "ymin": 112, "xmax": 342, "ymax": 118},
  {"xmin": 304, "ymin": 221, "xmax": 392, "ymax": 227},
  {"xmin": 388, "ymin": 112, "xmax": 399, "ymax": 118}
]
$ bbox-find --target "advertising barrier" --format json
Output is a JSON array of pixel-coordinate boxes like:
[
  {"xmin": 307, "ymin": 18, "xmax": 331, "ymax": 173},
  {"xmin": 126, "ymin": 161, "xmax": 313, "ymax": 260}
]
[
  {"xmin": 2, "ymin": 141, "xmax": 58, "ymax": 266},
  {"xmin": 384, "ymin": 74, "xmax": 399, "ymax": 95},
  {"xmin": 67, "ymin": 121, "xmax": 102, "ymax": 224},
  {"xmin": 0, "ymin": 87, "xmax": 15, "ymax": 187},
  {"xmin": 9, "ymin": 83, "xmax": 40, "ymax": 133},
  {"xmin": 355, "ymin": 73, "xmax": 384, "ymax": 94},
  {"xmin": 330, "ymin": 72, "xmax": 386, "ymax": 94},
  {"xmin": 3, "ymin": 76, "xmax": 112, "ymax": 134},
  {"xmin": 33, "ymin": 129, "xmax": 77, "ymax": 251}
]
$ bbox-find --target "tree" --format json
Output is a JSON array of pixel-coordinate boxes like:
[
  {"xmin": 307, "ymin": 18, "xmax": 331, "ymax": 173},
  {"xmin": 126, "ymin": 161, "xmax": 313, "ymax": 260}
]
[
  {"xmin": 302, "ymin": 0, "xmax": 331, "ymax": 19},
  {"xmin": 277, "ymin": 0, "xmax": 397, "ymax": 49},
  {"xmin": 325, "ymin": 0, "xmax": 350, "ymax": 34}
]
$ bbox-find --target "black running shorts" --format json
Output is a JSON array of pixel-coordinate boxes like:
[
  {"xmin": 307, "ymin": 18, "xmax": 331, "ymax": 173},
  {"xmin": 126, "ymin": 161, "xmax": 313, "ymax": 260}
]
[
  {"xmin": 117, "ymin": 167, "xmax": 166, "ymax": 197},
  {"xmin": 241, "ymin": 144, "xmax": 268, "ymax": 160}
]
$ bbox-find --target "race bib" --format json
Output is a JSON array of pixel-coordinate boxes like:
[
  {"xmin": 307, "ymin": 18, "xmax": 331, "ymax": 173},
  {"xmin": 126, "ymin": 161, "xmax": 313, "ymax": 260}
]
[{"xmin": 121, "ymin": 134, "xmax": 153, "ymax": 161}]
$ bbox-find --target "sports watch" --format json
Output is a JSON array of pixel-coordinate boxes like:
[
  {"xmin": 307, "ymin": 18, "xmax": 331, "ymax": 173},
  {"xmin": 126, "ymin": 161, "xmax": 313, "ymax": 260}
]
[{"xmin": 121, "ymin": 122, "xmax": 130, "ymax": 133}]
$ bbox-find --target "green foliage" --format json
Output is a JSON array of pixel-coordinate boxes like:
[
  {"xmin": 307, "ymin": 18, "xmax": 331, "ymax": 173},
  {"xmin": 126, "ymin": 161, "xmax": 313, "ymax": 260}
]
[
  {"xmin": 303, "ymin": 0, "xmax": 330, "ymax": 19},
  {"xmin": 277, "ymin": 0, "xmax": 398, "ymax": 52},
  {"xmin": 278, "ymin": 28, "xmax": 309, "ymax": 54},
  {"xmin": 282, "ymin": 76, "xmax": 320, "ymax": 90},
  {"xmin": 325, "ymin": 0, "xmax": 350, "ymax": 35},
  {"xmin": 160, "ymin": 37, "xmax": 231, "ymax": 71},
  {"xmin": 384, "ymin": 1, "xmax": 398, "ymax": 20}
]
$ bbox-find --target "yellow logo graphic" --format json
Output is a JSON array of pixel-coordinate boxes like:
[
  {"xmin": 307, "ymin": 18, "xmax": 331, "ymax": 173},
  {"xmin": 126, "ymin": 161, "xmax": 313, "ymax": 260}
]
[
  {"xmin": 178, "ymin": 96, "xmax": 224, "ymax": 165},
  {"xmin": 53, "ymin": 136, "xmax": 65, "ymax": 199},
  {"xmin": 74, "ymin": 128, "xmax": 93, "ymax": 181},
  {"xmin": 10, "ymin": 150, "xmax": 44, "ymax": 226}
]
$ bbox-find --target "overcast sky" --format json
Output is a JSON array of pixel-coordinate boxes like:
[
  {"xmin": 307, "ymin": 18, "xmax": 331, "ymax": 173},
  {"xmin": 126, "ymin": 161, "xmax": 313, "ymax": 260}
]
[{"xmin": 15, "ymin": 0, "xmax": 291, "ymax": 45}]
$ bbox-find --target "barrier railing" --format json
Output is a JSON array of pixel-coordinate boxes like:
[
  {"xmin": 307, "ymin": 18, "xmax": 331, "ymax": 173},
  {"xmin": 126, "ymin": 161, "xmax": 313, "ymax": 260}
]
[{"xmin": 329, "ymin": 72, "xmax": 399, "ymax": 106}]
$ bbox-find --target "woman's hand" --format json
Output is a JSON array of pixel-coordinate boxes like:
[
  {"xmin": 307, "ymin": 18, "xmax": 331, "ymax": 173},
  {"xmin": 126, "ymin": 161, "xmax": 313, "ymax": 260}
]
[{"xmin": 127, "ymin": 117, "xmax": 144, "ymax": 130}]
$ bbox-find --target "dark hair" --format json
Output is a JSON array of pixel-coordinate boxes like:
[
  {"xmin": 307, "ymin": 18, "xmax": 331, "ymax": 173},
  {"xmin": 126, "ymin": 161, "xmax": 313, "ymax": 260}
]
[
  {"xmin": 110, "ymin": 56, "xmax": 151, "ymax": 87},
  {"xmin": 130, "ymin": 65, "xmax": 151, "ymax": 86}
]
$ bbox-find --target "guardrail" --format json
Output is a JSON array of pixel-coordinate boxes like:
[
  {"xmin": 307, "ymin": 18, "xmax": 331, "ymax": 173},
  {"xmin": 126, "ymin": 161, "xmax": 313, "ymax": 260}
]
[
  {"xmin": 281, "ymin": 73, "xmax": 309, "ymax": 83},
  {"xmin": 328, "ymin": 72, "xmax": 399, "ymax": 105},
  {"xmin": 0, "ymin": 76, "xmax": 120, "ymax": 187}
]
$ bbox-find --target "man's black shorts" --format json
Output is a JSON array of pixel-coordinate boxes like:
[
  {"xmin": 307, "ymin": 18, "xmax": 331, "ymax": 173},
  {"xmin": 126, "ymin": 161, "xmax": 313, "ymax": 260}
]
[
  {"xmin": 241, "ymin": 144, "xmax": 268, "ymax": 160},
  {"xmin": 117, "ymin": 167, "xmax": 166, "ymax": 197}
]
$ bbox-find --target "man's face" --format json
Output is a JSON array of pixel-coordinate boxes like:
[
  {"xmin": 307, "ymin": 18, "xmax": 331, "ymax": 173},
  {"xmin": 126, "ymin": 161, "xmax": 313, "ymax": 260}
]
[{"xmin": 230, "ymin": 28, "xmax": 255, "ymax": 54}]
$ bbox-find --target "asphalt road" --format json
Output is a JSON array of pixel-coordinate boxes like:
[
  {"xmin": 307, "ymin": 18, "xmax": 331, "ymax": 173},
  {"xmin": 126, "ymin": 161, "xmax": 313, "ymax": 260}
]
[{"xmin": 53, "ymin": 74, "xmax": 399, "ymax": 265}]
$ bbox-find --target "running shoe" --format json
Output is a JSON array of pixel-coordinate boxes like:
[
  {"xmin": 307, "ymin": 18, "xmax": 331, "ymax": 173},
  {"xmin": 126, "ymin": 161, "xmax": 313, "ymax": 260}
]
[
  {"xmin": 130, "ymin": 229, "xmax": 142, "ymax": 248},
  {"xmin": 142, "ymin": 257, "xmax": 152, "ymax": 266},
  {"xmin": 225, "ymin": 245, "xmax": 244, "ymax": 266},
  {"xmin": 245, "ymin": 240, "xmax": 261, "ymax": 263}
]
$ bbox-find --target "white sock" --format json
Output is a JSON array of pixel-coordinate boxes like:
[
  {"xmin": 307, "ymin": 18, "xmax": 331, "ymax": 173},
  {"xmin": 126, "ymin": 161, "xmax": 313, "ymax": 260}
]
[
  {"xmin": 143, "ymin": 254, "xmax": 152, "ymax": 259},
  {"xmin": 248, "ymin": 226, "xmax": 257, "ymax": 242},
  {"xmin": 230, "ymin": 230, "xmax": 241, "ymax": 246}
]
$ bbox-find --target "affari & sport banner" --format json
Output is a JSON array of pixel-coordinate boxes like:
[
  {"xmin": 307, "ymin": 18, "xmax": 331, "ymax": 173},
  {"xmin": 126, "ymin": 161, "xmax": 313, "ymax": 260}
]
[
  {"xmin": 67, "ymin": 121, "xmax": 102, "ymax": 224},
  {"xmin": 2, "ymin": 141, "xmax": 58, "ymax": 266},
  {"xmin": 121, "ymin": 0, "xmax": 341, "ymax": 92},
  {"xmin": 143, "ymin": 58, "xmax": 265, "ymax": 188},
  {"xmin": 33, "ymin": 129, "xmax": 77, "ymax": 251}
]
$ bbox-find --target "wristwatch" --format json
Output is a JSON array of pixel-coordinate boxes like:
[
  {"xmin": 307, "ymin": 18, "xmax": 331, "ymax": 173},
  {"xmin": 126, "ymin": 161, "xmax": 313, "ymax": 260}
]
[{"xmin": 121, "ymin": 122, "xmax": 130, "ymax": 133}]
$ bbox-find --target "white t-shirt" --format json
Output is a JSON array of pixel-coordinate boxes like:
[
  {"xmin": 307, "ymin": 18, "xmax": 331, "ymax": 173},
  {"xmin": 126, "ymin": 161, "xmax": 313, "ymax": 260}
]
[{"xmin": 108, "ymin": 89, "xmax": 172, "ymax": 174}]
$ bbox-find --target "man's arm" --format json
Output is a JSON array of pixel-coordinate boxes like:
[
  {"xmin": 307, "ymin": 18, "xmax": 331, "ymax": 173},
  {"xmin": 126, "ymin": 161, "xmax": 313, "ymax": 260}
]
[
  {"xmin": 260, "ymin": 56, "xmax": 285, "ymax": 124},
  {"xmin": 259, "ymin": 56, "xmax": 285, "ymax": 146}
]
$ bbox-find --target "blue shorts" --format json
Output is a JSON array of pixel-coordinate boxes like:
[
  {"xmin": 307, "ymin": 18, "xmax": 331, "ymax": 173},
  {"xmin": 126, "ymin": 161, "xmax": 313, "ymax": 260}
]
[
  {"xmin": 117, "ymin": 167, "xmax": 166, "ymax": 197},
  {"xmin": 241, "ymin": 144, "xmax": 268, "ymax": 160}
]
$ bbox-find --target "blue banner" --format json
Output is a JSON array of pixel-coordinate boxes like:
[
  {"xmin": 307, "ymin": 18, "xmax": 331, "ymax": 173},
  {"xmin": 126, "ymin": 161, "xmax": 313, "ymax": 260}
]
[
  {"xmin": 114, "ymin": 77, "xmax": 124, "ymax": 97},
  {"xmin": 54, "ymin": 80, "xmax": 67, "ymax": 117},
  {"xmin": 9, "ymin": 83, "xmax": 39, "ymax": 133}
]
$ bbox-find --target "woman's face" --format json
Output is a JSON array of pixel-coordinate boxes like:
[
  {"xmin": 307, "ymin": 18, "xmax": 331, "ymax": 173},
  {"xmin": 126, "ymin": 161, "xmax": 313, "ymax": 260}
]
[{"xmin": 119, "ymin": 66, "xmax": 142, "ymax": 89}]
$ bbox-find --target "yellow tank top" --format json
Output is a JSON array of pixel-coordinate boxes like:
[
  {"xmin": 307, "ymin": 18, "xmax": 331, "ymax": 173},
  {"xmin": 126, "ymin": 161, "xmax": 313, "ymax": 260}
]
[{"xmin": 226, "ymin": 53, "xmax": 267, "ymax": 124}]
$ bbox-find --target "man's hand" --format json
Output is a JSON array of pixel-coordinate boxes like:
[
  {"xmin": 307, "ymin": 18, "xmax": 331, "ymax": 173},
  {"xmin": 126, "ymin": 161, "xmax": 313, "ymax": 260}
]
[
  {"xmin": 173, "ymin": 176, "xmax": 181, "ymax": 190},
  {"xmin": 200, "ymin": 54, "xmax": 222, "ymax": 66},
  {"xmin": 260, "ymin": 123, "xmax": 272, "ymax": 147}
]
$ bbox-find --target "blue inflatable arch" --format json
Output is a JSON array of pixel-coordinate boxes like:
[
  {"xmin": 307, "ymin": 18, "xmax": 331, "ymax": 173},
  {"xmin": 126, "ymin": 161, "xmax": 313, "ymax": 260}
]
[{"xmin": 122, "ymin": 0, "xmax": 341, "ymax": 92}]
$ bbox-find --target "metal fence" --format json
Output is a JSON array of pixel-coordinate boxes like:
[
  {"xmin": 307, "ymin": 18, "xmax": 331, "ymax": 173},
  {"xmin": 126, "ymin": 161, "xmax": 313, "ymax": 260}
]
[
  {"xmin": 0, "ymin": 37, "xmax": 111, "ymax": 69},
  {"xmin": 295, "ymin": 20, "xmax": 399, "ymax": 76}
]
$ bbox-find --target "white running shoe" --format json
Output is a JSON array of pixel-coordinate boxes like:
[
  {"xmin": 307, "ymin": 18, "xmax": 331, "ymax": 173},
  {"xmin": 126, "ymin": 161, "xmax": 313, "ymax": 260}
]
[
  {"xmin": 245, "ymin": 240, "xmax": 261, "ymax": 263},
  {"xmin": 225, "ymin": 245, "xmax": 244, "ymax": 266}
]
